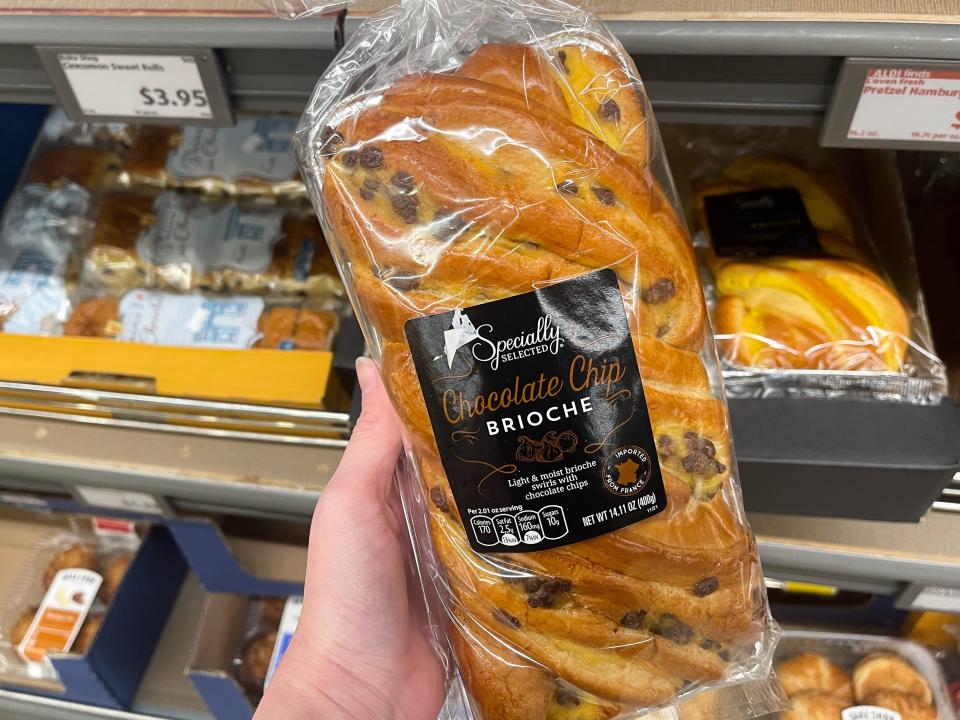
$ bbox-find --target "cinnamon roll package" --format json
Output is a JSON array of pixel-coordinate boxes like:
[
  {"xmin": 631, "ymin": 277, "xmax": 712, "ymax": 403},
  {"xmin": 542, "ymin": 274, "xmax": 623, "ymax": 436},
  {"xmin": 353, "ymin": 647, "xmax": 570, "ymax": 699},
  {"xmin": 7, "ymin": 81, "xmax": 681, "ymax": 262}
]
[
  {"xmin": 289, "ymin": 0, "xmax": 782, "ymax": 716},
  {"xmin": 661, "ymin": 125, "xmax": 946, "ymax": 403}
]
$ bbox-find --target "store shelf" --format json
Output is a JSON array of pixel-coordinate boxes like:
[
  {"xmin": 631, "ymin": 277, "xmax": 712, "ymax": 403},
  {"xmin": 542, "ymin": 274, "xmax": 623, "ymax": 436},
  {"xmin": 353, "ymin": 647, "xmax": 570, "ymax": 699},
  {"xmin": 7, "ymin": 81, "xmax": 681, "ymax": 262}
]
[
  {"xmin": 0, "ymin": 691, "xmax": 164, "ymax": 720},
  {"xmin": 0, "ymin": 410, "xmax": 343, "ymax": 519},
  {"xmin": 0, "ymin": 15, "xmax": 959, "ymax": 121},
  {"xmin": 752, "ymin": 510, "xmax": 960, "ymax": 595}
]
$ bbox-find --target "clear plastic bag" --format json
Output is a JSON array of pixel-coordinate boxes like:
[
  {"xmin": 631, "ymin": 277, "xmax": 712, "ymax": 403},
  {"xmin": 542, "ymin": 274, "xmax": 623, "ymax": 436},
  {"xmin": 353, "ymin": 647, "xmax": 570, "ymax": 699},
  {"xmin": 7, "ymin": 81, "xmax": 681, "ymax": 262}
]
[
  {"xmin": 83, "ymin": 191, "xmax": 343, "ymax": 297},
  {"xmin": 122, "ymin": 118, "xmax": 306, "ymax": 198},
  {"xmin": 292, "ymin": 0, "xmax": 782, "ymax": 717},
  {"xmin": 0, "ymin": 182, "xmax": 91, "ymax": 336},
  {"xmin": 661, "ymin": 124, "xmax": 947, "ymax": 403},
  {"xmin": 63, "ymin": 289, "xmax": 341, "ymax": 352}
]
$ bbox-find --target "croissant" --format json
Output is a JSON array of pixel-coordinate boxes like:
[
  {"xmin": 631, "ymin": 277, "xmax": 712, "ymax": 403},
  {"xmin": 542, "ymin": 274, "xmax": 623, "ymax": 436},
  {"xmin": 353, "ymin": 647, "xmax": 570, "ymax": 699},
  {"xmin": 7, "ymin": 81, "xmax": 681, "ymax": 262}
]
[{"xmin": 316, "ymin": 40, "xmax": 766, "ymax": 717}]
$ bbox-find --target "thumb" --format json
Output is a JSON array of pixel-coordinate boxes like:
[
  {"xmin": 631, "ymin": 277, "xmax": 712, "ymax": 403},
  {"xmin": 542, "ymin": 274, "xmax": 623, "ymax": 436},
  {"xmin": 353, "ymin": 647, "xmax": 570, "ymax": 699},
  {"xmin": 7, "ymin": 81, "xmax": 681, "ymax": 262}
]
[{"xmin": 326, "ymin": 356, "xmax": 404, "ymax": 499}]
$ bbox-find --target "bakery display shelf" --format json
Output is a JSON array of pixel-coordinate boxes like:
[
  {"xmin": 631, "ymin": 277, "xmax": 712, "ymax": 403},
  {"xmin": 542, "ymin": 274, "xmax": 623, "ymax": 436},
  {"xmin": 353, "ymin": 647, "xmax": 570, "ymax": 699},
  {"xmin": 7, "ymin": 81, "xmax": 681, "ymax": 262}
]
[
  {"xmin": 0, "ymin": 690, "xmax": 166, "ymax": 720},
  {"xmin": 752, "ymin": 510, "xmax": 960, "ymax": 595},
  {"xmin": 0, "ymin": 411, "xmax": 342, "ymax": 519},
  {"xmin": 1, "ymin": 16, "xmax": 960, "ymax": 120}
]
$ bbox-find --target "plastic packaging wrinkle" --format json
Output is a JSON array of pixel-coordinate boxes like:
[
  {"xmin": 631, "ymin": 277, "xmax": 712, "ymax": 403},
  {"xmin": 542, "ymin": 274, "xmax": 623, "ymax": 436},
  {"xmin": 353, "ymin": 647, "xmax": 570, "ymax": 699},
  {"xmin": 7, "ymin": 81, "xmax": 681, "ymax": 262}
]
[{"xmin": 294, "ymin": 0, "xmax": 783, "ymax": 717}]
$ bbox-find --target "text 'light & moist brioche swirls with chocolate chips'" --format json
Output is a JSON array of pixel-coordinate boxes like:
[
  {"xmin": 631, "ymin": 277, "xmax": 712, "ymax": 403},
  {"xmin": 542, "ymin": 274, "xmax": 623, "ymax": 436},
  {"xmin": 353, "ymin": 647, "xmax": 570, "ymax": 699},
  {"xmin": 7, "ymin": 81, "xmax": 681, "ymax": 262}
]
[{"xmin": 292, "ymin": 0, "xmax": 782, "ymax": 717}]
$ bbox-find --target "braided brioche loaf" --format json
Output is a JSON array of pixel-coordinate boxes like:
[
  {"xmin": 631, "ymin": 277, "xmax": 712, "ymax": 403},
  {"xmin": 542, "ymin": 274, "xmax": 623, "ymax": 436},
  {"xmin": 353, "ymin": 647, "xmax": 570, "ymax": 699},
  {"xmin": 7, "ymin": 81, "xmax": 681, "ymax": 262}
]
[
  {"xmin": 317, "ymin": 40, "xmax": 766, "ymax": 718},
  {"xmin": 693, "ymin": 157, "xmax": 910, "ymax": 372}
]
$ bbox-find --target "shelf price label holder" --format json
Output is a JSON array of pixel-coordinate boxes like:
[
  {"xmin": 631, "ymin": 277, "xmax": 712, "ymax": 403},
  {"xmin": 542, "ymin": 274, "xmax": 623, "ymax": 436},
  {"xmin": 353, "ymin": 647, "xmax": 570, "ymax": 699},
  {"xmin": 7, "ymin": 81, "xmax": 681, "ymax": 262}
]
[
  {"xmin": 822, "ymin": 58, "xmax": 960, "ymax": 151},
  {"xmin": 36, "ymin": 46, "xmax": 233, "ymax": 127}
]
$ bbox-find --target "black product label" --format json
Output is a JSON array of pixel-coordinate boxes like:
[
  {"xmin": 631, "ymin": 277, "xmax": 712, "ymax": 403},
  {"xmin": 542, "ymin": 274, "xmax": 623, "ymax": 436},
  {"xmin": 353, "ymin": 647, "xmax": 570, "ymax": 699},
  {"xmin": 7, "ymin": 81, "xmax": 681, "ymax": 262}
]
[
  {"xmin": 403, "ymin": 269, "xmax": 666, "ymax": 554},
  {"xmin": 704, "ymin": 187, "xmax": 822, "ymax": 257}
]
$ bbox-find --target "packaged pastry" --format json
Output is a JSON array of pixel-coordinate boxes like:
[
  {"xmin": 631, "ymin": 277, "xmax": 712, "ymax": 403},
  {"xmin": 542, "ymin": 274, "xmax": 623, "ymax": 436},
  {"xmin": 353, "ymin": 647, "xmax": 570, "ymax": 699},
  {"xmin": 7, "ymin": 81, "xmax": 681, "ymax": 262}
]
[
  {"xmin": 233, "ymin": 596, "xmax": 301, "ymax": 704},
  {"xmin": 27, "ymin": 146, "xmax": 122, "ymax": 191},
  {"xmin": 85, "ymin": 192, "xmax": 341, "ymax": 295},
  {"xmin": 773, "ymin": 630, "xmax": 955, "ymax": 720},
  {"xmin": 40, "ymin": 108, "xmax": 134, "ymax": 150},
  {"xmin": 65, "ymin": 290, "xmax": 339, "ymax": 352},
  {"xmin": 0, "ymin": 182, "xmax": 91, "ymax": 336},
  {"xmin": 663, "ymin": 125, "xmax": 945, "ymax": 402},
  {"xmin": 123, "ymin": 118, "xmax": 304, "ymax": 197},
  {"xmin": 294, "ymin": 0, "xmax": 780, "ymax": 716},
  {"xmin": 0, "ymin": 516, "xmax": 141, "ymax": 687}
]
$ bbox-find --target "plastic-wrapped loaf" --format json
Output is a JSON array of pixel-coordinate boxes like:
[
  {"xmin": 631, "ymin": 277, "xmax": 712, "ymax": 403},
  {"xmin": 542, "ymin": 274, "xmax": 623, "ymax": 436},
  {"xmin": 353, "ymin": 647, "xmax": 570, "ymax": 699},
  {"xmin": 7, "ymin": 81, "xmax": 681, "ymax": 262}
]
[
  {"xmin": 123, "ymin": 118, "xmax": 305, "ymax": 198},
  {"xmin": 85, "ymin": 192, "xmax": 342, "ymax": 296},
  {"xmin": 64, "ymin": 290, "xmax": 339, "ymax": 352},
  {"xmin": 293, "ymin": 0, "xmax": 781, "ymax": 717},
  {"xmin": 0, "ymin": 183, "xmax": 91, "ymax": 336},
  {"xmin": 665, "ymin": 125, "xmax": 946, "ymax": 402}
]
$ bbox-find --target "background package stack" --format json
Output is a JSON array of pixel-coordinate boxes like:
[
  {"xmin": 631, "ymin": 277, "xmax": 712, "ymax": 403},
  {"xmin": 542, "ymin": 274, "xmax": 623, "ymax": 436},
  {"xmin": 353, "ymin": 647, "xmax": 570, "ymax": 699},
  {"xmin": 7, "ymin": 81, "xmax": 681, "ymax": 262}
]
[
  {"xmin": 0, "ymin": 110, "xmax": 348, "ymax": 407},
  {"xmin": 662, "ymin": 125, "xmax": 947, "ymax": 403}
]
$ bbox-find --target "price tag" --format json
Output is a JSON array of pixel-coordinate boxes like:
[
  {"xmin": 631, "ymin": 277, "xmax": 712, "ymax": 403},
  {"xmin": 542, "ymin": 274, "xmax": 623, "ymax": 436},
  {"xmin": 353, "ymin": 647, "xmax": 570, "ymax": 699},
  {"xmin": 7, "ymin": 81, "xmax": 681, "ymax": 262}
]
[
  {"xmin": 37, "ymin": 46, "xmax": 232, "ymax": 126},
  {"xmin": 898, "ymin": 583, "xmax": 960, "ymax": 613},
  {"xmin": 76, "ymin": 486, "xmax": 165, "ymax": 516},
  {"xmin": 822, "ymin": 58, "xmax": 960, "ymax": 151}
]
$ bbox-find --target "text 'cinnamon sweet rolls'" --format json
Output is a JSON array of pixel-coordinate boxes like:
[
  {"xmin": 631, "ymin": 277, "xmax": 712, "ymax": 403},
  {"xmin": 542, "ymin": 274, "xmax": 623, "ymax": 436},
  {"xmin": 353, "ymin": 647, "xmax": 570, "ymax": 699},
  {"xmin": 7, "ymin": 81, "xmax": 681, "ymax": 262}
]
[{"xmin": 295, "ymin": 0, "xmax": 781, "ymax": 717}]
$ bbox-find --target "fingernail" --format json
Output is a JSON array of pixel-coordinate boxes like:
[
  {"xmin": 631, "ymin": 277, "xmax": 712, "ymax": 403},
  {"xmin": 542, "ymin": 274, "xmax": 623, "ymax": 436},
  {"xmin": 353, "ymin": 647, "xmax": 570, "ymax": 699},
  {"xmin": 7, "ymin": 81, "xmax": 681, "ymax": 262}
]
[{"xmin": 355, "ymin": 356, "xmax": 376, "ymax": 393}]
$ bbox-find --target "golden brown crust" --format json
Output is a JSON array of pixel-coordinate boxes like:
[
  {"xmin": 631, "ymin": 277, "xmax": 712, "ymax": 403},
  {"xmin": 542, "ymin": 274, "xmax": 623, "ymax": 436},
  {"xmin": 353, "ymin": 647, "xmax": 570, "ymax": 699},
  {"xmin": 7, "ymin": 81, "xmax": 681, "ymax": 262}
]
[
  {"xmin": 777, "ymin": 653, "xmax": 853, "ymax": 703},
  {"xmin": 72, "ymin": 614, "xmax": 102, "ymax": 654},
  {"xmin": 9, "ymin": 607, "xmax": 35, "ymax": 647},
  {"xmin": 44, "ymin": 544, "xmax": 99, "ymax": 587},
  {"xmin": 27, "ymin": 147, "xmax": 121, "ymax": 191},
  {"xmin": 100, "ymin": 552, "xmax": 133, "ymax": 604},
  {"xmin": 862, "ymin": 690, "xmax": 937, "ymax": 720},
  {"xmin": 781, "ymin": 690, "xmax": 847, "ymax": 720},
  {"xmin": 256, "ymin": 307, "xmax": 338, "ymax": 351},
  {"xmin": 852, "ymin": 653, "xmax": 932, "ymax": 705},
  {"xmin": 64, "ymin": 297, "xmax": 120, "ymax": 338},
  {"xmin": 125, "ymin": 126, "xmax": 181, "ymax": 187}
]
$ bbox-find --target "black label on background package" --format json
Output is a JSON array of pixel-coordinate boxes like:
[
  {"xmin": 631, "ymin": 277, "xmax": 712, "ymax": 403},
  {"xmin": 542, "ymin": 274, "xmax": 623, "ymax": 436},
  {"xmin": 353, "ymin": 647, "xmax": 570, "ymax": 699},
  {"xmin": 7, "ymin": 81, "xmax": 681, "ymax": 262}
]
[
  {"xmin": 404, "ymin": 269, "xmax": 665, "ymax": 554},
  {"xmin": 705, "ymin": 187, "xmax": 822, "ymax": 257}
]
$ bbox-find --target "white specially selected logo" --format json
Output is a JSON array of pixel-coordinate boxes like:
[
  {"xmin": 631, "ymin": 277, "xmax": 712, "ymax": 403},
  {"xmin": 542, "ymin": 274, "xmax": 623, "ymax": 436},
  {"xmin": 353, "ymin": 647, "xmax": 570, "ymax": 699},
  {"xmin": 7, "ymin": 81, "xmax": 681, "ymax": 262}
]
[
  {"xmin": 442, "ymin": 308, "xmax": 480, "ymax": 369},
  {"xmin": 438, "ymin": 308, "xmax": 563, "ymax": 371}
]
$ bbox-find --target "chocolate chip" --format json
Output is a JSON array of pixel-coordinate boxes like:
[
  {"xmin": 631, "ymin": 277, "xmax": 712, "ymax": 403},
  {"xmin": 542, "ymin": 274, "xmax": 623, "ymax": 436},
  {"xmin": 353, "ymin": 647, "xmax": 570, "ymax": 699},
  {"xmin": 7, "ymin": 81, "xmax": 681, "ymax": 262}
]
[
  {"xmin": 557, "ymin": 49, "xmax": 569, "ymax": 74},
  {"xmin": 341, "ymin": 150, "xmax": 358, "ymax": 167},
  {"xmin": 433, "ymin": 211, "xmax": 466, "ymax": 241},
  {"xmin": 544, "ymin": 578, "xmax": 572, "ymax": 594},
  {"xmin": 592, "ymin": 186, "xmax": 616, "ymax": 206},
  {"xmin": 359, "ymin": 145, "xmax": 383, "ymax": 169},
  {"xmin": 715, "ymin": 460, "xmax": 727, "ymax": 474},
  {"xmin": 359, "ymin": 178, "xmax": 380, "ymax": 201},
  {"xmin": 555, "ymin": 686, "xmax": 580, "ymax": 707},
  {"xmin": 681, "ymin": 452, "xmax": 721, "ymax": 477},
  {"xmin": 656, "ymin": 323, "xmax": 670, "ymax": 338},
  {"xmin": 683, "ymin": 432, "xmax": 716, "ymax": 458},
  {"xmin": 556, "ymin": 180, "xmax": 578, "ymax": 196},
  {"xmin": 641, "ymin": 278, "xmax": 676, "ymax": 305},
  {"xmin": 693, "ymin": 576, "xmax": 719, "ymax": 597},
  {"xmin": 493, "ymin": 609, "xmax": 520, "ymax": 629},
  {"xmin": 430, "ymin": 487, "xmax": 449, "ymax": 513},
  {"xmin": 527, "ymin": 591, "xmax": 556, "ymax": 609},
  {"xmin": 522, "ymin": 577, "xmax": 544, "ymax": 594},
  {"xmin": 700, "ymin": 638, "xmax": 721, "ymax": 651},
  {"xmin": 651, "ymin": 614, "xmax": 693, "ymax": 644},
  {"xmin": 391, "ymin": 171, "xmax": 414, "ymax": 190},
  {"xmin": 388, "ymin": 276, "xmax": 420, "ymax": 292},
  {"xmin": 598, "ymin": 98, "xmax": 621, "ymax": 123},
  {"xmin": 619, "ymin": 610, "xmax": 646, "ymax": 629},
  {"xmin": 657, "ymin": 435, "xmax": 675, "ymax": 460},
  {"xmin": 718, "ymin": 649, "xmax": 732, "ymax": 661},
  {"xmin": 319, "ymin": 126, "xmax": 343, "ymax": 157},
  {"xmin": 391, "ymin": 193, "xmax": 419, "ymax": 224}
]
